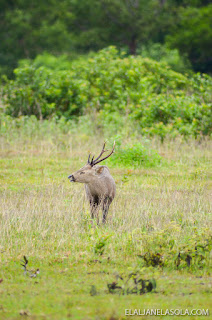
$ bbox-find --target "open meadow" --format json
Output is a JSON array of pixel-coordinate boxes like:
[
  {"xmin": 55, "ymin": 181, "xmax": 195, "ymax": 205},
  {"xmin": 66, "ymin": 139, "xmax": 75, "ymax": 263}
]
[
  {"xmin": 0, "ymin": 120, "xmax": 211, "ymax": 319},
  {"xmin": 1, "ymin": 1, "xmax": 212, "ymax": 318}
]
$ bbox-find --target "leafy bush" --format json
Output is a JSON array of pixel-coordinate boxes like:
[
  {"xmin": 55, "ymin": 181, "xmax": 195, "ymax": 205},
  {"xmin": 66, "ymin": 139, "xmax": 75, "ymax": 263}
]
[
  {"xmin": 94, "ymin": 235, "xmax": 110, "ymax": 256},
  {"xmin": 138, "ymin": 228, "xmax": 212, "ymax": 271},
  {"xmin": 138, "ymin": 42, "xmax": 192, "ymax": 74},
  {"xmin": 109, "ymin": 142, "xmax": 162, "ymax": 168},
  {"xmin": 107, "ymin": 273, "xmax": 156, "ymax": 295},
  {"xmin": 2, "ymin": 46, "xmax": 212, "ymax": 138},
  {"xmin": 18, "ymin": 53, "xmax": 74, "ymax": 71},
  {"xmin": 2, "ymin": 65, "xmax": 90, "ymax": 118}
]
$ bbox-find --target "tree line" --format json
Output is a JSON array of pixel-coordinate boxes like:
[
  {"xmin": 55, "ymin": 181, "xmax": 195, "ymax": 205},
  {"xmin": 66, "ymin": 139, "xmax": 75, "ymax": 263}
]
[{"xmin": 0, "ymin": 0, "xmax": 211, "ymax": 76}]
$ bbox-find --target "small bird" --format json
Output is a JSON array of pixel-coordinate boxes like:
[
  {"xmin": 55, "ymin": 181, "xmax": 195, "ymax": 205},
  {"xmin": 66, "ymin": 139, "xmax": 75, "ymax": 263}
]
[{"xmin": 20, "ymin": 256, "xmax": 40, "ymax": 278}]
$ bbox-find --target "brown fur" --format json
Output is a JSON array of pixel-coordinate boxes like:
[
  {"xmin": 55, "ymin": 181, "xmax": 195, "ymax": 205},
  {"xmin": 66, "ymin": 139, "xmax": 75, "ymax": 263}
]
[{"xmin": 68, "ymin": 163, "xmax": 116, "ymax": 223}]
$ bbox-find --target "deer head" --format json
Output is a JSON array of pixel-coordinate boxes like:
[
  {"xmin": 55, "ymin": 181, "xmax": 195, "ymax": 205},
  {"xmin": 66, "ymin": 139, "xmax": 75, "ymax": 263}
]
[{"xmin": 68, "ymin": 142, "xmax": 115, "ymax": 183}]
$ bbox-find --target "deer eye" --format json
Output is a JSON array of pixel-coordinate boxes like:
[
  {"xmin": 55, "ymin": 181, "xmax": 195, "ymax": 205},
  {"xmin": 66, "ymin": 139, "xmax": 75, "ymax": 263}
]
[{"xmin": 80, "ymin": 172, "xmax": 85, "ymax": 175}]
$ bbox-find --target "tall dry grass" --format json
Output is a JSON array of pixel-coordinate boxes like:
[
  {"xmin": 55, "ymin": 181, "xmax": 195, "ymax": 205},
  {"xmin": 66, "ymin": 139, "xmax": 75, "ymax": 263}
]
[{"xmin": 0, "ymin": 132, "xmax": 211, "ymax": 265}]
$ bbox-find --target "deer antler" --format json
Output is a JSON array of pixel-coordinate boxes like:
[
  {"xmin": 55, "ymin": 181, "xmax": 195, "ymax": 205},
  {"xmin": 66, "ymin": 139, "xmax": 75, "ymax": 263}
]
[
  {"xmin": 92, "ymin": 142, "xmax": 107, "ymax": 162},
  {"xmin": 88, "ymin": 141, "xmax": 115, "ymax": 166},
  {"xmin": 87, "ymin": 154, "xmax": 95, "ymax": 164}
]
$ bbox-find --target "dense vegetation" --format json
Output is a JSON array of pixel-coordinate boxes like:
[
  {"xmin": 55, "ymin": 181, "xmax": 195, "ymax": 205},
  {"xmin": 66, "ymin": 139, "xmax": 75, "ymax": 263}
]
[
  {"xmin": 2, "ymin": 47, "xmax": 212, "ymax": 139},
  {"xmin": 0, "ymin": 0, "xmax": 212, "ymax": 76}
]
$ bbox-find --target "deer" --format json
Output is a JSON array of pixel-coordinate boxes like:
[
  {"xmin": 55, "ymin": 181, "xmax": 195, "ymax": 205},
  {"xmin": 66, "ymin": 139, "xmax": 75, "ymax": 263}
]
[{"xmin": 68, "ymin": 142, "xmax": 116, "ymax": 224}]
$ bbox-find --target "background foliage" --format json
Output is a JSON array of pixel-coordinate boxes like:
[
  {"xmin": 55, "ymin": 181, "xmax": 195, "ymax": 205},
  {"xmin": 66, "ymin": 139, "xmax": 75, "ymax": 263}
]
[
  {"xmin": 0, "ymin": 0, "xmax": 211, "ymax": 76},
  {"xmin": 2, "ymin": 47, "xmax": 212, "ymax": 139}
]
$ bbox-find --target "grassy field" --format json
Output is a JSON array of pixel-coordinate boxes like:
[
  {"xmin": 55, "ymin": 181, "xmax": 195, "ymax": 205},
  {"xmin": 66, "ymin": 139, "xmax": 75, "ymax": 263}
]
[{"xmin": 0, "ymin": 129, "xmax": 211, "ymax": 319}]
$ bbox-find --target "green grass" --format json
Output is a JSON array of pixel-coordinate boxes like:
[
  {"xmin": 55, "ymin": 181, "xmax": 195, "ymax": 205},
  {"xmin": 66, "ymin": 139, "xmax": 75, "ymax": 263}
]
[{"xmin": 0, "ymin": 132, "xmax": 211, "ymax": 319}]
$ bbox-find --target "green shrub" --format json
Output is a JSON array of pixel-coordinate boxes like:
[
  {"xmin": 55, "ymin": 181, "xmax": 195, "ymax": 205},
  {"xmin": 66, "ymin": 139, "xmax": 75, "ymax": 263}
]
[
  {"xmin": 138, "ymin": 42, "xmax": 192, "ymax": 74},
  {"xmin": 109, "ymin": 142, "xmax": 162, "ymax": 168},
  {"xmin": 2, "ymin": 46, "xmax": 212, "ymax": 138},
  {"xmin": 2, "ymin": 65, "xmax": 90, "ymax": 118},
  {"xmin": 138, "ymin": 229, "xmax": 212, "ymax": 271},
  {"xmin": 18, "ymin": 53, "xmax": 74, "ymax": 71}
]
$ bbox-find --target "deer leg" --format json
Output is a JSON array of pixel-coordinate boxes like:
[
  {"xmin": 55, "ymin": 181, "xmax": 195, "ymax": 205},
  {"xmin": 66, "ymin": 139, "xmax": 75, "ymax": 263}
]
[
  {"xmin": 90, "ymin": 196, "xmax": 100, "ymax": 224},
  {"xmin": 102, "ymin": 197, "xmax": 111, "ymax": 224}
]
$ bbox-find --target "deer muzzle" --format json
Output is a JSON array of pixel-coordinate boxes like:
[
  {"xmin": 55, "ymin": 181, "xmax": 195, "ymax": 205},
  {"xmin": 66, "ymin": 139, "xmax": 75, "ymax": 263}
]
[{"xmin": 68, "ymin": 174, "xmax": 75, "ymax": 182}]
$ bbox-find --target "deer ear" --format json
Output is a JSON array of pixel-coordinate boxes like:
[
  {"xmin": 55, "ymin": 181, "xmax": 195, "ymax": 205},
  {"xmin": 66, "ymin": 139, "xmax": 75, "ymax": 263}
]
[{"xmin": 95, "ymin": 166, "xmax": 104, "ymax": 175}]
